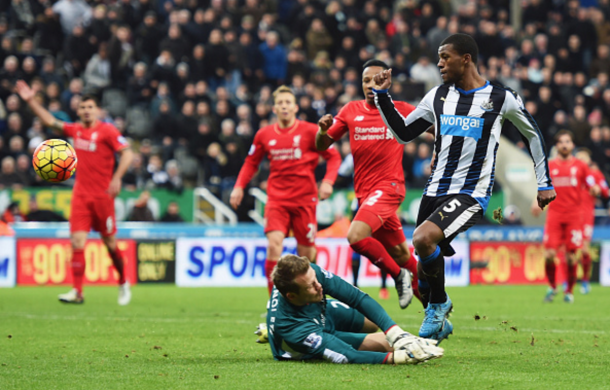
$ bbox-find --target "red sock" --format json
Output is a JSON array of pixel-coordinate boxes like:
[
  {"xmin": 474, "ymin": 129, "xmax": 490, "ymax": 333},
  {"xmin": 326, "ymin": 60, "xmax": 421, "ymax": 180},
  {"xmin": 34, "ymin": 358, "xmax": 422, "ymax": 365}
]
[
  {"xmin": 402, "ymin": 256, "xmax": 422, "ymax": 302},
  {"xmin": 108, "ymin": 247, "xmax": 126, "ymax": 284},
  {"xmin": 350, "ymin": 237, "xmax": 401, "ymax": 279},
  {"xmin": 545, "ymin": 261, "xmax": 556, "ymax": 289},
  {"xmin": 566, "ymin": 262, "xmax": 577, "ymax": 294},
  {"xmin": 582, "ymin": 252, "xmax": 592, "ymax": 282},
  {"xmin": 265, "ymin": 260, "xmax": 277, "ymax": 296},
  {"xmin": 72, "ymin": 248, "xmax": 85, "ymax": 295}
]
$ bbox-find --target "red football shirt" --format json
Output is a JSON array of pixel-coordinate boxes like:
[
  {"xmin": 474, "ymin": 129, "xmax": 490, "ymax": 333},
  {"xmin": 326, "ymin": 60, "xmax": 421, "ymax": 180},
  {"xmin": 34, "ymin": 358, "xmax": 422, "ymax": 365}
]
[
  {"xmin": 63, "ymin": 121, "xmax": 130, "ymax": 197},
  {"xmin": 581, "ymin": 167, "xmax": 609, "ymax": 214},
  {"xmin": 235, "ymin": 120, "xmax": 341, "ymax": 206},
  {"xmin": 327, "ymin": 100, "xmax": 415, "ymax": 198},
  {"xmin": 547, "ymin": 157, "xmax": 594, "ymax": 219}
]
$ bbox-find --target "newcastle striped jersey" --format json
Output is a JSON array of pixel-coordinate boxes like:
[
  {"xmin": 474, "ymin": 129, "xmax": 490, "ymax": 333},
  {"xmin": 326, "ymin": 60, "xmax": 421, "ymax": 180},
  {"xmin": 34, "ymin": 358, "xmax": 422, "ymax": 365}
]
[{"xmin": 374, "ymin": 81, "xmax": 553, "ymax": 211}]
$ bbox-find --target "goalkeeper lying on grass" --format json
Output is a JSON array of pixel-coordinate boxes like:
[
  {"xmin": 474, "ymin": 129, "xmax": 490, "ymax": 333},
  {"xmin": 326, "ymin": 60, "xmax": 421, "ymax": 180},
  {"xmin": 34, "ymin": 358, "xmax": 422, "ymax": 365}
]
[{"xmin": 263, "ymin": 254, "xmax": 443, "ymax": 364}]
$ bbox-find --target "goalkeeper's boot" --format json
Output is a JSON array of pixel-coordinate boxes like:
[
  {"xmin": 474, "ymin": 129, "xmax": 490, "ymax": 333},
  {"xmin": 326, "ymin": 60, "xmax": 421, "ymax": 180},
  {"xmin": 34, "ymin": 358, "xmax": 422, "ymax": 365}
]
[
  {"xmin": 434, "ymin": 318, "xmax": 454, "ymax": 345},
  {"xmin": 118, "ymin": 282, "xmax": 132, "ymax": 306},
  {"xmin": 419, "ymin": 296, "xmax": 452, "ymax": 339},
  {"xmin": 255, "ymin": 323, "xmax": 269, "ymax": 344},
  {"xmin": 394, "ymin": 269, "xmax": 413, "ymax": 309},
  {"xmin": 564, "ymin": 293, "xmax": 574, "ymax": 304},
  {"xmin": 543, "ymin": 288, "xmax": 557, "ymax": 303},
  {"xmin": 580, "ymin": 281, "xmax": 591, "ymax": 295},
  {"xmin": 58, "ymin": 289, "xmax": 84, "ymax": 304}
]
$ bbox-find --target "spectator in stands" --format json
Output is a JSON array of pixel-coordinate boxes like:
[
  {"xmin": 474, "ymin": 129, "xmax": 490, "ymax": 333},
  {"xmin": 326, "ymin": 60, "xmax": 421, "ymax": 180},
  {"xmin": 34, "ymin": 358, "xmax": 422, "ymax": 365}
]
[
  {"xmin": 83, "ymin": 42, "xmax": 111, "ymax": 95},
  {"xmin": 160, "ymin": 201, "xmax": 185, "ymax": 222},
  {"xmin": 0, "ymin": 156, "xmax": 25, "ymax": 189},
  {"xmin": 259, "ymin": 31, "xmax": 287, "ymax": 86},
  {"xmin": 410, "ymin": 56, "xmax": 442, "ymax": 92},
  {"xmin": 52, "ymin": 0, "xmax": 92, "ymax": 35},
  {"xmin": 129, "ymin": 190, "xmax": 155, "ymax": 222},
  {"xmin": 164, "ymin": 159, "xmax": 184, "ymax": 194},
  {"xmin": 123, "ymin": 152, "xmax": 147, "ymax": 191},
  {"xmin": 205, "ymin": 29, "xmax": 230, "ymax": 90},
  {"xmin": 26, "ymin": 196, "xmax": 66, "ymax": 222},
  {"xmin": 135, "ymin": 11, "xmax": 166, "ymax": 64}
]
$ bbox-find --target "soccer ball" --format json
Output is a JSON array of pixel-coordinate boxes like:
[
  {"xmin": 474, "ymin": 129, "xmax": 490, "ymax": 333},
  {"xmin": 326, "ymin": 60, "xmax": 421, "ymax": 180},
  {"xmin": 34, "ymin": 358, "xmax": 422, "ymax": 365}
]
[{"xmin": 32, "ymin": 139, "xmax": 78, "ymax": 182}]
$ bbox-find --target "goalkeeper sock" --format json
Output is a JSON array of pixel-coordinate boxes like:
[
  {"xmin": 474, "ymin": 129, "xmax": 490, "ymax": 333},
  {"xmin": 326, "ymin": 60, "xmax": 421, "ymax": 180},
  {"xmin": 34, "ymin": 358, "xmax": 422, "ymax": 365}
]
[
  {"xmin": 350, "ymin": 237, "xmax": 401, "ymax": 279},
  {"xmin": 566, "ymin": 262, "xmax": 577, "ymax": 294},
  {"xmin": 582, "ymin": 252, "xmax": 591, "ymax": 282},
  {"xmin": 418, "ymin": 246, "xmax": 446, "ymax": 304},
  {"xmin": 108, "ymin": 247, "xmax": 126, "ymax": 285},
  {"xmin": 72, "ymin": 248, "xmax": 85, "ymax": 296},
  {"xmin": 545, "ymin": 261, "xmax": 557, "ymax": 289},
  {"xmin": 265, "ymin": 260, "xmax": 277, "ymax": 296},
  {"xmin": 351, "ymin": 252, "xmax": 360, "ymax": 287}
]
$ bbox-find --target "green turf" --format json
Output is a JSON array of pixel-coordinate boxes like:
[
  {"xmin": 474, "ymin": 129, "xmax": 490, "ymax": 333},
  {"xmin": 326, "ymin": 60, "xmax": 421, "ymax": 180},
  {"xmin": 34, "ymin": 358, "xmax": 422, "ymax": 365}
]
[{"xmin": 0, "ymin": 285, "xmax": 608, "ymax": 389}]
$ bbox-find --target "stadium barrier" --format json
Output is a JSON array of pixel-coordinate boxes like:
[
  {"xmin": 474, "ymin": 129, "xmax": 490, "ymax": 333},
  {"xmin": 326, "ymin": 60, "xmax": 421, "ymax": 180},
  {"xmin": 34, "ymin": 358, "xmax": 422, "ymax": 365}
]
[{"xmin": 2, "ymin": 223, "xmax": 609, "ymax": 287}]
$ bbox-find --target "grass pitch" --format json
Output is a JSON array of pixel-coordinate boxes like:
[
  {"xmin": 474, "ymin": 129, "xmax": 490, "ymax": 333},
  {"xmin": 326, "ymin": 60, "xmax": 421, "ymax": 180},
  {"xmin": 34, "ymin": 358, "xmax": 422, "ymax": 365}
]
[{"xmin": 0, "ymin": 285, "xmax": 608, "ymax": 389}]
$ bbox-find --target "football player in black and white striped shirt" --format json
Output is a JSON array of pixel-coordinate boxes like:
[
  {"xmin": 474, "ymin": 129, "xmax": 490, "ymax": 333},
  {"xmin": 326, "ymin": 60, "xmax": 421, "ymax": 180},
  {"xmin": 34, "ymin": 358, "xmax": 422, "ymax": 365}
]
[{"xmin": 372, "ymin": 34, "xmax": 556, "ymax": 343}]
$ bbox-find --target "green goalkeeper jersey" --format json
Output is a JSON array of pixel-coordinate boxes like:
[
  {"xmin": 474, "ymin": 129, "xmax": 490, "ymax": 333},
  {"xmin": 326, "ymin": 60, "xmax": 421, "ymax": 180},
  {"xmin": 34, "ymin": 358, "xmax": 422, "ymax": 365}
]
[{"xmin": 266, "ymin": 263, "xmax": 396, "ymax": 364}]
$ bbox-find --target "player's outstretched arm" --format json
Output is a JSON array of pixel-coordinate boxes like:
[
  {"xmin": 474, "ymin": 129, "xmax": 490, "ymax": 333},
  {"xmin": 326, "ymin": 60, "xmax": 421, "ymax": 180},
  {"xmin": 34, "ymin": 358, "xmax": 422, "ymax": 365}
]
[
  {"xmin": 373, "ymin": 70, "xmax": 434, "ymax": 143},
  {"xmin": 109, "ymin": 147, "xmax": 134, "ymax": 197},
  {"xmin": 504, "ymin": 90, "xmax": 554, "ymax": 203},
  {"xmin": 316, "ymin": 114, "xmax": 334, "ymax": 151},
  {"xmin": 15, "ymin": 80, "xmax": 64, "ymax": 133}
]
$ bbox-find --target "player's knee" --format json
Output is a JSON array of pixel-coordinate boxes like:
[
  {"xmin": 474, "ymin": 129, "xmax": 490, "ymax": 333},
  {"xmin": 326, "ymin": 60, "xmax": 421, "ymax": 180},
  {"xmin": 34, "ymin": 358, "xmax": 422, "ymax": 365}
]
[
  {"xmin": 412, "ymin": 230, "xmax": 435, "ymax": 254},
  {"xmin": 347, "ymin": 229, "xmax": 366, "ymax": 245}
]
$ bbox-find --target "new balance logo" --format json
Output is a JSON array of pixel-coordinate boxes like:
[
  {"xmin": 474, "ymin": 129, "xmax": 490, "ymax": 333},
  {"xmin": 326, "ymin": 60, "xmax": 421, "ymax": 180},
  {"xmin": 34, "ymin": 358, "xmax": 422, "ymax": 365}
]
[
  {"xmin": 354, "ymin": 116, "xmax": 364, "ymax": 121},
  {"xmin": 269, "ymin": 140, "xmax": 277, "ymax": 146}
]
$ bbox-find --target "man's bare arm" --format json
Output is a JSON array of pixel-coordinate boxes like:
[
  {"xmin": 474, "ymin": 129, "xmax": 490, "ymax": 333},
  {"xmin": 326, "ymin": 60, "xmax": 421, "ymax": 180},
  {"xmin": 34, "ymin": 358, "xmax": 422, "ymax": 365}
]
[{"xmin": 15, "ymin": 80, "xmax": 64, "ymax": 133}]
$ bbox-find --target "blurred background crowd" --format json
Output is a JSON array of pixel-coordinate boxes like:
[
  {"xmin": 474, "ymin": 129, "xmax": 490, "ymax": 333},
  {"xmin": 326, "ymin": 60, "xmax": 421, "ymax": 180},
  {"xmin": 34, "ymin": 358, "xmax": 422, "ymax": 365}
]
[{"xmin": 0, "ymin": 0, "xmax": 609, "ymax": 222}]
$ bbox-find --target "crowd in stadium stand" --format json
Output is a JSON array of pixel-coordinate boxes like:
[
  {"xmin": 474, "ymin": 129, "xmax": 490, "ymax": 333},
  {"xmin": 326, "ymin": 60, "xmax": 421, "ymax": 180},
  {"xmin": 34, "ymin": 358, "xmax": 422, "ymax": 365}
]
[{"xmin": 0, "ymin": 0, "xmax": 609, "ymax": 214}]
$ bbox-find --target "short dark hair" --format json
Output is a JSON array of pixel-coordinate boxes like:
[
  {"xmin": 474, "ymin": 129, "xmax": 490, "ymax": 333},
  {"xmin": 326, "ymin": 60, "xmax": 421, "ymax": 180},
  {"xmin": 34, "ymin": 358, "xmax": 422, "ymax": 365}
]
[
  {"xmin": 555, "ymin": 129, "xmax": 574, "ymax": 144},
  {"xmin": 271, "ymin": 254, "xmax": 311, "ymax": 297},
  {"xmin": 362, "ymin": 59, "xmax": 390, "ymax": 71},
  {"xmin": 81, "ymin": 94, "xmax": 99, "ymax": 106},
  {"xmin": 440, "ymin": 33, "xmax": 479, "ymax": 64}
]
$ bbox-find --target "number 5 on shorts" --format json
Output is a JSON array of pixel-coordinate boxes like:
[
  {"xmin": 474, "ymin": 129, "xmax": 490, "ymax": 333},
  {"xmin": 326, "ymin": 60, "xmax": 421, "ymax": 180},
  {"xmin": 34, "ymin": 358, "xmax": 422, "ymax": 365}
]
[{"xmin": 443, "ymin": 199, "xmax": 462, "ymax": 213}]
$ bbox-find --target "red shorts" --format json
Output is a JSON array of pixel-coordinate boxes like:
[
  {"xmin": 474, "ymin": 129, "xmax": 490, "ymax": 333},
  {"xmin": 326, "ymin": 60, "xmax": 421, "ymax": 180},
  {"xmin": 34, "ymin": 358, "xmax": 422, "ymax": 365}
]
[
  {"xmin": 543, "ymin": 214, "xmax": 583, "ymax": 252},
  {"xmin": 583, "ymin": 214, "xmax": 594, "ymax": 242},
  {"xmin": 264, "ymin": 203, "xmax": 317, "ymax": 247},
  {"xmin": 70, "ymin": 194, "xmax": 117, "ymax": 237},
  {"xmin": 355, "ymin": 185, "xmax": 406, "ymax": 248}
]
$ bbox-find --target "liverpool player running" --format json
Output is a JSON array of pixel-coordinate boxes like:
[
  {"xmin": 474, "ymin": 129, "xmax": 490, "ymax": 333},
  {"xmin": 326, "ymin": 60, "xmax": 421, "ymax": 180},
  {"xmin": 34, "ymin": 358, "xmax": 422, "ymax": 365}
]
[
  {"xmin": 316, "ymin": 60, "xmax": 420, "ymax": 310},
  {"xmin": 16, "ymin": 80, "xmax": 134, "ymax": 305},
  {"xmin": 230, "ymin": 86, "xmax": 341, "ymax": 295},
  {"xmin": 374, "ymin": 34, "xmax": 555, "ymax": 341},
  {"xmin": 575, "ymin": 148, "xmax": 607, "ymax": 294},
  {"xmin": 533, "ymin": 131, "xmax": 597, "ymax": 303}
]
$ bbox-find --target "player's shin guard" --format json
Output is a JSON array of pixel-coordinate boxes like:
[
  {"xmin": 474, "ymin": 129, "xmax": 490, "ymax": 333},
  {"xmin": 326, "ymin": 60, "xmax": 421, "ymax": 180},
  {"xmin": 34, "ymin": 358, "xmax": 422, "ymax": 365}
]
[
  {"xmin": 108, "ymin": 247, "xmax": 126, "ymax": 285},
  {"xmin": 351, "ymin": 252, "xmax": 361, "ymax": 287},
  {"xmin": 566, "ymin": 262, "xmax": 577, "ymax": 294},
  {"xmin": 418, "ymin": 246, "xmax": 446, "ymax": 304},
  {"xmin": 350, "ymin": 237, "xmax": 401, "ymax": 278},
  {"xmin": 265, "ymin": 260, "xmax": 277, "ymax": 296},
  {"xmin": 582, "ymin": 252, "xmax": 592, "ymax": 282},
  {"xmin": 545, "ymin": 261, "xmax": 557, "ymax": 289},
  {"xmin": 72, "ymin": 248, "xmax": 85, "ymax": 295}
]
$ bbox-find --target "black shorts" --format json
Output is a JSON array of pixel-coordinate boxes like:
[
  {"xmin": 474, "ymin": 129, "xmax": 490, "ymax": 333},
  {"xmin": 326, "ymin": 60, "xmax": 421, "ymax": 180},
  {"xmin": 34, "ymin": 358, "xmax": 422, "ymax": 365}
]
[{"xmin": 416, "ymin": 194, "xmax": 484, "ymax": 256}]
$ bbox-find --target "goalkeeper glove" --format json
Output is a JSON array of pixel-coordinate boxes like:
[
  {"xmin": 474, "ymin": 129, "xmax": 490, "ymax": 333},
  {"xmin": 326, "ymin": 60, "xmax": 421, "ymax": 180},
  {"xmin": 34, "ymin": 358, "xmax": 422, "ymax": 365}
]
[{"xmin": 254, "ymin": 323, "xmax": 269, "ymax": 344}]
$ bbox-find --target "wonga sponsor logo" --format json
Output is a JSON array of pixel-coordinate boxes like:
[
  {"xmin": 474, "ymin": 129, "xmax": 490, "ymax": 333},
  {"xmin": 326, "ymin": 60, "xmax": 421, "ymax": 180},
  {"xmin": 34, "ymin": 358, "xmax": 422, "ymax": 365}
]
[{"xmin": 439, "ymin": 114, "xmax": 484, "ymax": 140}]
